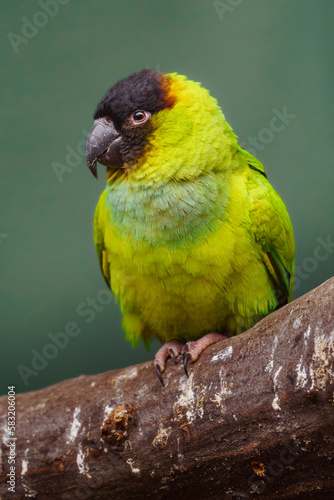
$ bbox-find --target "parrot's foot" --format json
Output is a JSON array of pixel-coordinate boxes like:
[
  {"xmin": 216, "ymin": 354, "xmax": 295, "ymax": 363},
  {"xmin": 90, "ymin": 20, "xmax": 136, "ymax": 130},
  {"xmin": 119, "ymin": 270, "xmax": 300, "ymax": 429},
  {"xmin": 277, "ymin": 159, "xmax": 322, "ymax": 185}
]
[
  {"xmin": 182, "ymin": 333, "xmax": 229, "ymax": 377},
  {"xmin": 154, "ymin": 341, "xmax": 184, "ymax": 386}
]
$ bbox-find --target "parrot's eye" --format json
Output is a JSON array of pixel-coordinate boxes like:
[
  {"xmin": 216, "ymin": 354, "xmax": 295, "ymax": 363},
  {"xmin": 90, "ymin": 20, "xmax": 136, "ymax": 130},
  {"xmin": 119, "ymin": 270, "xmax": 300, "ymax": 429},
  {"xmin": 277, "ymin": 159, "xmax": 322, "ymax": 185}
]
[{"xmin": 131, "ymin": 110, "xmax": 151, "ymax": 125}]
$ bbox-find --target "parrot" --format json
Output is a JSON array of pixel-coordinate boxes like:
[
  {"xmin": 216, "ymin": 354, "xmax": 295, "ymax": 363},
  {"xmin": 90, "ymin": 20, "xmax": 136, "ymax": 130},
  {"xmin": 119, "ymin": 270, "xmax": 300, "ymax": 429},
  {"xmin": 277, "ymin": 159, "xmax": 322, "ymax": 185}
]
[{"xmin": 85, "ymin": 69, "xmax": 295, "ymax": 385}]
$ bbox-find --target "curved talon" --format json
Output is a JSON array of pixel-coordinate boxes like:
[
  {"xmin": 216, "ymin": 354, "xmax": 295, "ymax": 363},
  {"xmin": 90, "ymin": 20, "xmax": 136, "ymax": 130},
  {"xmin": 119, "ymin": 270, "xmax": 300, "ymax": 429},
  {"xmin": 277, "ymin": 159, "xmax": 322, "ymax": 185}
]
[
  {"xmin": 169, "ymin": 348, "xmax": 178, "ymax": 363},
  {"xmin": 155, "ymin": 364, "xmax": 164, "ymax": 386},
  {"xmin": 181, "ymin": 343, "xmax": 189, "ymax": 356},
  {"xmin": 183, "ymin": 352, "xmax": 191, "ymax": 377}
]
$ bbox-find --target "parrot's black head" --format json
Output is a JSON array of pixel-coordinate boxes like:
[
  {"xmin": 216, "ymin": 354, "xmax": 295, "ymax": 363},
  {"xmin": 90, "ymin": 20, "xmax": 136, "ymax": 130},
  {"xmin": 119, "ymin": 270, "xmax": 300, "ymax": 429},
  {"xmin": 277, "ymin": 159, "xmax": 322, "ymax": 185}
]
[{"xmin": 86, "ymin": 69, "xmax": 174, "ymax": 178}]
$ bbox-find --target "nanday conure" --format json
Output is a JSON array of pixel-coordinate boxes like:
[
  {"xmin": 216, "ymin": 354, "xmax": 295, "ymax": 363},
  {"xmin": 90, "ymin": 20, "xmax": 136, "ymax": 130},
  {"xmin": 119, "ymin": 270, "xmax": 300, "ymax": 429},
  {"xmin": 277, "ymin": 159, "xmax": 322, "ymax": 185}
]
[{"xmin": 85, "ymin": 70, "xmax": 295, "ymax": 385}]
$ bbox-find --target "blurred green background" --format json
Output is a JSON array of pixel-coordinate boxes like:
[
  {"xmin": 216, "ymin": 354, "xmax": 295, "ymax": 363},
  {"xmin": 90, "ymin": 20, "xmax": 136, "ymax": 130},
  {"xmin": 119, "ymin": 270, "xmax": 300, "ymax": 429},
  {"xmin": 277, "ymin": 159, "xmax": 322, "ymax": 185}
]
[{"xmin": 1, "ymin": 0, "xmax": 333, "ymax": 395}]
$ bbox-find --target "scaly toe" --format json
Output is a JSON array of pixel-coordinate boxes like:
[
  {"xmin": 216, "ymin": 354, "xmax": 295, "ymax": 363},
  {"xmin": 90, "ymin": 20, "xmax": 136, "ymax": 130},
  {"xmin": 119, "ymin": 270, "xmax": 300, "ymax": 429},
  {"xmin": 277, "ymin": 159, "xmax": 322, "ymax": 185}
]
[
  {"xmin": 154, "ymin": 340, "xmax": 184, "ymax": 385},
  {"xmin": 181, "ymin": 333, "xmax": 229, "ymax": 376}
]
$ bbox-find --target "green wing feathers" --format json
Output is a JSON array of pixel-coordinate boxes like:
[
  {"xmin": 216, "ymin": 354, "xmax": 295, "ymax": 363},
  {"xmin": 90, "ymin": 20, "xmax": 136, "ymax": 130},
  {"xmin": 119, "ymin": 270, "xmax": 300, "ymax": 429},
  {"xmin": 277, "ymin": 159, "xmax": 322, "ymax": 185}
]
[
  {"xmin": 93, "ymin": 194, "xmax": 110, "ymax": 287},
  {"xmin": 247, "ymin": 159, "xmax": 295, "ymax": 305},
  {"xmin": 238, "ymin": 146, "xmax": 267, "ymax": 178}
]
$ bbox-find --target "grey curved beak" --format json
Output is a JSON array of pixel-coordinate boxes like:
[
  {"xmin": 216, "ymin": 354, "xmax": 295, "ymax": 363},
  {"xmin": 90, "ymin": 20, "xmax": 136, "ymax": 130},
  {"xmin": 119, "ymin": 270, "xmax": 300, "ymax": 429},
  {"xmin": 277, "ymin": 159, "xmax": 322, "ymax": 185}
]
[{"xmin": 86, "ymin": 117, "xmax": 123, "ymax": 179}]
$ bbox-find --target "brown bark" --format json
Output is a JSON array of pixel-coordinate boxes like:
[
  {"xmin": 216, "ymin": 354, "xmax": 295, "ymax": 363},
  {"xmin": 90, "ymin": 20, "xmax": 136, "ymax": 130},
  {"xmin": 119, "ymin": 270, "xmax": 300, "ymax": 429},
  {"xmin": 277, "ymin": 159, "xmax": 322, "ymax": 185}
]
[{"xmin": 0, "ymin": 278, "xmax": 333, "ymax": 500}]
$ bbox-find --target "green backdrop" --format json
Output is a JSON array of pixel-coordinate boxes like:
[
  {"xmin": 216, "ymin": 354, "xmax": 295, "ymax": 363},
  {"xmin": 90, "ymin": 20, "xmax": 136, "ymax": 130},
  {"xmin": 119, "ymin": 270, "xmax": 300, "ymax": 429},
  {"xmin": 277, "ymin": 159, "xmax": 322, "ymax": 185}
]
[{"xmin": 1, "ymin": 0, "xmax": 333, "ymax": 395}]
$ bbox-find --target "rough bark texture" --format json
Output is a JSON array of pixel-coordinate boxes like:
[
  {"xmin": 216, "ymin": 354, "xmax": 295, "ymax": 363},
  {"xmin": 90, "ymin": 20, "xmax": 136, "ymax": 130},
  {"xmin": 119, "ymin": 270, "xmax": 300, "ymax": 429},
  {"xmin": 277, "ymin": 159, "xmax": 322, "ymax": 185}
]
[{"xmin": 0, "ymin": 278, "xmax": 333, "ymax": 500}]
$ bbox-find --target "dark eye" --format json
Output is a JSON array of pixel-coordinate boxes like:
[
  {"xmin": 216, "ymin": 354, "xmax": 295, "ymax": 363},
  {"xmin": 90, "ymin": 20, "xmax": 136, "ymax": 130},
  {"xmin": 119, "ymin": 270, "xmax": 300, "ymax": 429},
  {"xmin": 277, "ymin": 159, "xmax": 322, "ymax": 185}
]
[{"xmin": 131, "ymin": 110, "xmax": 151, "ymax": 124}]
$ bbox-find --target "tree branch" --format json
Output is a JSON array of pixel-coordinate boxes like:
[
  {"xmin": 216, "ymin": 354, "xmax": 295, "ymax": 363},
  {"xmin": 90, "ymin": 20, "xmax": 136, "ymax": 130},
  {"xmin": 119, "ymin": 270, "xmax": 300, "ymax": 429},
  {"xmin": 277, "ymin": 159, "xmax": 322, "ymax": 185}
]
[{"xmin": 1, "ymin": 278, "xmax": 333, "ymax": 499}]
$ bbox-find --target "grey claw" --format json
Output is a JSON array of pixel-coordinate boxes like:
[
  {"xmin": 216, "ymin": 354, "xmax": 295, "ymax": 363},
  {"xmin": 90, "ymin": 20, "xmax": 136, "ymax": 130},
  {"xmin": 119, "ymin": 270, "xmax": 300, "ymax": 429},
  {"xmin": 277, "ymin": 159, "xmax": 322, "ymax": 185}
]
[
  {"xmin": 169, "ymin": 348, "xmax": 178, "ymax": 363},
  {"xmin": 183, "ymin": 353, "xmax": 191, "ymax": 377},
  {"xmin": 155, "ymin": 364, "xmax": 164, "ymax": 386}
]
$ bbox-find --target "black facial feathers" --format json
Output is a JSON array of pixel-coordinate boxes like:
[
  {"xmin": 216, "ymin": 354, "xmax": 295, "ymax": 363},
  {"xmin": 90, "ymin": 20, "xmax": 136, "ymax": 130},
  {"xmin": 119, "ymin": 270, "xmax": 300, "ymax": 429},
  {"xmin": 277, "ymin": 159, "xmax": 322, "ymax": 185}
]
[{"xmin": 94, "ymin": 69, "xmax": 171, "ymax": 129}]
